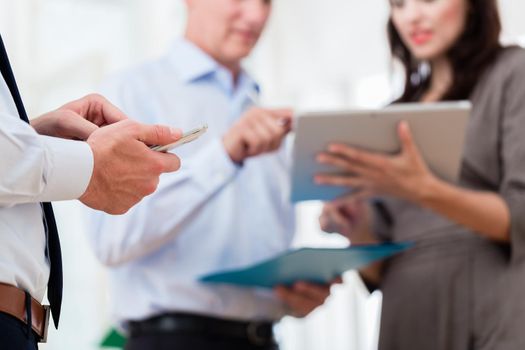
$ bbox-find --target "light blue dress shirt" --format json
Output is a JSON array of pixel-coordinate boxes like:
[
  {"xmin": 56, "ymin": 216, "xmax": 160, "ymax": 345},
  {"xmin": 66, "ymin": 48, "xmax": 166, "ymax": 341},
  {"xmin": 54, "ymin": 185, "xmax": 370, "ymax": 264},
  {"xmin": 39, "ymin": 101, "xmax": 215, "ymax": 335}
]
[{"xmin": 86, "ymin": 39, "xmax": 296, "ymax": 327}]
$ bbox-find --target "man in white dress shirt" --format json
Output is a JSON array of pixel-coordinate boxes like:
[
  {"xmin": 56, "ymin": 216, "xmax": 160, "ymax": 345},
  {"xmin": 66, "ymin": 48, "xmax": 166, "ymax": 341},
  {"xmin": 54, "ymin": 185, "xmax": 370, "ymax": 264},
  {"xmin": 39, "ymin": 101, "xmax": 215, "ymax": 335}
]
[
  {"xmin": 0, "ymin": 33, "xmax": 183, "ymax": 349},
  {"xmin": 86, "ymin": 0, "xmax": 338, "ymax": 349}
]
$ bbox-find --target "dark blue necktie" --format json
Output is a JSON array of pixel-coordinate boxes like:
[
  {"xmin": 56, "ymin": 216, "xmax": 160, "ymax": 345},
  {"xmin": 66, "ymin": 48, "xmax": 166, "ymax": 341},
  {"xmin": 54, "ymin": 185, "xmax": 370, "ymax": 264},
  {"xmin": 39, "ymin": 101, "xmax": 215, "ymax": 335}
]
[{"xmin": 0, "ymin": 35, "xmax": 63, "ymax": 328}]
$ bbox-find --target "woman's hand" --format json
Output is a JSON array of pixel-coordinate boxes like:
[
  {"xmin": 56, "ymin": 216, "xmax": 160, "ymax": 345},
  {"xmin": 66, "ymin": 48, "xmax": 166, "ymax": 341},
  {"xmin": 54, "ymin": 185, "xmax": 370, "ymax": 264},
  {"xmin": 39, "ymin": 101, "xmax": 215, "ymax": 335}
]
[
  {"xmin": 315, "ymin": 121, "xmax": 437, "ymax": 205},
  {"xmin": 319, "ymin": 197, "xmax": 377, "ymax": 244},
  {"xmin": 315, "ymin": 121, "xmax": 511, "ymax": 242}
]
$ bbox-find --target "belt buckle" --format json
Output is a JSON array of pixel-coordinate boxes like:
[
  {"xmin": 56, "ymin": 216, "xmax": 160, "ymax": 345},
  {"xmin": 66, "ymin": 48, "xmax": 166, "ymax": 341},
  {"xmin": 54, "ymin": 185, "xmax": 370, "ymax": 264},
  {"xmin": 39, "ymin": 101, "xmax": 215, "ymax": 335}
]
[
  {"xmin": 247, "ymin": 322, "xmax": 270, "ymax": 346},
  {"xmin": 39, "ymin": 305, "xmax": 51, "ymax": 343}
]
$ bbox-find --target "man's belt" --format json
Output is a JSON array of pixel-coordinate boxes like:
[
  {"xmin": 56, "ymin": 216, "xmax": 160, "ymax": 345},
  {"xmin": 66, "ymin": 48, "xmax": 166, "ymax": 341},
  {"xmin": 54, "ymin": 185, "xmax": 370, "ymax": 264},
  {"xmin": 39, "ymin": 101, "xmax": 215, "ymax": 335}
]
[
  {"xmin": 129, "ymin": 312, "xmax": 275, "ymax": 346},
  {"xmin": 0, "ymin": 283, "xmax": 50, "ymax": 342}
]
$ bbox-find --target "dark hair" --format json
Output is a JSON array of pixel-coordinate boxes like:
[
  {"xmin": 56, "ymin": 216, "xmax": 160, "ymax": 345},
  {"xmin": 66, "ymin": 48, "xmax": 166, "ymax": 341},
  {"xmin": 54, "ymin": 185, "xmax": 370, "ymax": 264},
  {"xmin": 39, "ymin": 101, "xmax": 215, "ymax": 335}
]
[{"xmin": 388, "ymin": 0, "xmax": 503, "ymax": 102}]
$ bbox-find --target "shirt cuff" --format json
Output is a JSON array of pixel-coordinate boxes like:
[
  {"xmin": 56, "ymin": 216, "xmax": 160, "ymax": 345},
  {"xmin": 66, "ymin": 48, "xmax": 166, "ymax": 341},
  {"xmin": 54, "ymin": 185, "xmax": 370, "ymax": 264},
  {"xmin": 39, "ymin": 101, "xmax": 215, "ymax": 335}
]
[
  {"xmin": 38, "ymin": 136, "xmax": 94, "ymax": 202},
  {"xmin": 501, "ymin": 191, "xmax": 525, "ymax": 264}
]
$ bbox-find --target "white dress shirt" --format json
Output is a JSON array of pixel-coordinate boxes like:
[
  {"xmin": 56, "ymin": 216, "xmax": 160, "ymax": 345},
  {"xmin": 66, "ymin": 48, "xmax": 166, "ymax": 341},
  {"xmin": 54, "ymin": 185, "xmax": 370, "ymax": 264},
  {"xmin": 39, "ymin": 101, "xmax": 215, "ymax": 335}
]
[
  {"xmin": 0, "ymin": 76, "xmax": 93, "ymax": 301},
  {"xmin": 86, "ymin": 39, "xmax": 296, "ymax": 327}
]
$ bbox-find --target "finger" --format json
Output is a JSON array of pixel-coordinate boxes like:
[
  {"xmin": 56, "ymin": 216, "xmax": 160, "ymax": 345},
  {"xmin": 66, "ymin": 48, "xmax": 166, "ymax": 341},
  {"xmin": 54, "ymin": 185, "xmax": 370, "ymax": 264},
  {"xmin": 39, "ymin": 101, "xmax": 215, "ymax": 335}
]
[
  {"xmin": 62, "ymin": 116, "xmax": 99, "ymax": 140},
  {"xmin": 324, "ymin": 205, "xmax": 353, "ymax": 233},
  {"xmin": 293, "ymin": 282, "xmax": 331, "ymax": 302},
  {"xmin": 330, "ymin": 206, "xmax": 353, "ymax": 227},
  {"xmin": 274, "ymin": 286, "xmax": 316, "ymax": 317},
  {"xmin": 132, "ymin": 122, "xmax": 182, "ymax": 147},
  {"xmin": 398, "ymin": 121, "xmax": 412, "ymax": 152},
  {"xmin": 131, "ymin": 143, "xmax": 182, "ymax": 174},
  {"xmin": 316, "ymin": 152, "xmax": 353, "ymax": 170},
  {"xmin": 275, "ymin": 286, "xmax": 297, "ymax": 306},
  {"xmin": 62, "ymin": 94, "xmax": 129, "ymax": 126},
  {"xmin": 247, "ymin": 111, "xmax": 280, "ymax": 152},
  {"xmin": 331, "ymin": 277, "xmax": 344, "ymax": 285},
  {"xmin": 260, "ymin": 111, "xmax": 286, "ymax": 135},
  {"xmin": 315, "ymin": 174, "xmax": 370, "ymax": 189},
  {"xmin": 269, "ymin": 109, "xmax": 294, "ymax": 129},
  {"xmin": 242, "ymin": 127, "xmax": 265, "ymax": 156},
  {"xmin": 269, "ymin": 108, "xmax": 293, "ymax": 121},
  {"xmin": 323, "ymin": 201, "xmax": 338, "ymax": 212},
  {"xmin": 317, "ymin": 153, "xmax": 373, "ymax": 177},
  {"xmin": 252, "ymin": 118, "xmax": 276, "ymax": 151},
  {"xmin": 84, "ymin": 94, "xmax": 129, "ymax": 125},
  {"xmin": 259, "ymin": 114, "xmax": 286, "ymax": 149},
  {"xmin": 96, "ymin": 96, "xmax": 129, "ymax": 124},
  {"xmin": 319, "ymin": 210, "xmax": 341, "ymax": 234},
  {"xmin": 327, "ymin": 144, "xmax": 388, "ymax": 172},
  {"xmin": 152, "ymin": 152, "xmax": 182, "ymax": 173},
  {"xmin": 398, "ymin": 121, "xmax": 421, "ymax": 160},
  {"xmin": 318, "ymin": 213, "xmax": 331, "ymax": 232},
  {"xmin": 319, "ymin": 202, "xmax": 336, "ymax": 228}
]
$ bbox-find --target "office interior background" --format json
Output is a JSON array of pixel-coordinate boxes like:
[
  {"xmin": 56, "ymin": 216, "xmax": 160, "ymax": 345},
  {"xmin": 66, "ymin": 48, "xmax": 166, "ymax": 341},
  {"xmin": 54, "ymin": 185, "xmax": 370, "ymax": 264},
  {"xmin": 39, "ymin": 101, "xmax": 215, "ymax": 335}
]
[{"xmin": 1, "ymin": 0, "xmax": 525, "ymax": 349}]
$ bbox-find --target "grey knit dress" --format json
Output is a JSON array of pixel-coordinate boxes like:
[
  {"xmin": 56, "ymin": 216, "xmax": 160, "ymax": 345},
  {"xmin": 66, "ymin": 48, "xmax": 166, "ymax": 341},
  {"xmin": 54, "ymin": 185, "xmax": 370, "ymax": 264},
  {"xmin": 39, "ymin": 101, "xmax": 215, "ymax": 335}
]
[{"xmin": 373, "ymin": 47, "xmax": 525, "ymax": 350}]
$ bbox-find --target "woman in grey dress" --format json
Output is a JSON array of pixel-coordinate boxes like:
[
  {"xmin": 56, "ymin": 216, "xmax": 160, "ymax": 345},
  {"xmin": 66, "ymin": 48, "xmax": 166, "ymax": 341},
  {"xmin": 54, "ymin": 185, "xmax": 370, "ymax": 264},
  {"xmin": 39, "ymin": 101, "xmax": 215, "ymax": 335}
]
[{"xmin": 316, "ymin": 0, "xmax": 525, "ymax": 349}]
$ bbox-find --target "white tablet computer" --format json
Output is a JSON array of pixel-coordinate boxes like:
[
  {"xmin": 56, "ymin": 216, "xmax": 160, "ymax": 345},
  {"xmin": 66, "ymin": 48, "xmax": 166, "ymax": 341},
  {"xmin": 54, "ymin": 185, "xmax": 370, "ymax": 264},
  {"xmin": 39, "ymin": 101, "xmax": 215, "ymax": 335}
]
[{"xmin": 290, "ymin": 101, "xmax": 471, "ymax": 202}]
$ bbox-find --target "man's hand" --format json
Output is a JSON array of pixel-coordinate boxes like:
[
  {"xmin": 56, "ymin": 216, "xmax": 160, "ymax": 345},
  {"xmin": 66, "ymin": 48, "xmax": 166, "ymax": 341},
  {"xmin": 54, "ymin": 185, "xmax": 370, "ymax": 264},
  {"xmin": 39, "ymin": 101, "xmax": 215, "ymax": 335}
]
[
  {"xmin": 275, "ymin": 279, "xmax": 342, "ymax": 318},
  {"xmin": 79, "ymin": 120, "xmax": 182, "ymax": 215},
  {"xmin": 30, "ymin": 94, "xmax": 183, "ymax": 215},
  {"xmin": 223, "ymin": 107, "xmax": 293, "ymax": 164},
  {"xmin": 30, "ymin": 94, "xmax": 127, "ymax": 140}
]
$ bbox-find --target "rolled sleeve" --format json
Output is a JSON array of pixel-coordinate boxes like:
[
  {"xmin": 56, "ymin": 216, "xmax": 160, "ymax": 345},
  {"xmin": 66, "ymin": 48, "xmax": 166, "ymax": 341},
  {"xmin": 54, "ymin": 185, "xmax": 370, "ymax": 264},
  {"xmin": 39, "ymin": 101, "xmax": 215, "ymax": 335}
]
[
  {"xmin": 504, "ymin": 193, "xmax": 525, "ymax": 264},
  {"xmin": 38, "ymin": 135, "xmax": 94, "ymax": 202},
  {"xmin": 499, "ymin": 52, "xmax": 525, "ymax": 264}
]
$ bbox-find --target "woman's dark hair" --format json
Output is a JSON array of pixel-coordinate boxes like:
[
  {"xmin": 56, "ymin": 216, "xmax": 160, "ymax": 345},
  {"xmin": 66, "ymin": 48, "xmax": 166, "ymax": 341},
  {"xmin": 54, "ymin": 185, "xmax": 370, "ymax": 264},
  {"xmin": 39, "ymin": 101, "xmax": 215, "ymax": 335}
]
[{"xmin": 388, "ymin": 0, "xmax": 503, "ymax": 102}]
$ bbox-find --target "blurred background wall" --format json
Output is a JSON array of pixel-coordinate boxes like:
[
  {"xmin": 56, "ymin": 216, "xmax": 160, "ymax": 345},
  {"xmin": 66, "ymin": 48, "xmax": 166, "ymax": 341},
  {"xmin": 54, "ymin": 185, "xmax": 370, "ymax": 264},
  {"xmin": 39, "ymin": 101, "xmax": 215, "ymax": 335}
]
[{"xmin": 1, "ymin": 0, "xmax": 524, "ymax": 349}]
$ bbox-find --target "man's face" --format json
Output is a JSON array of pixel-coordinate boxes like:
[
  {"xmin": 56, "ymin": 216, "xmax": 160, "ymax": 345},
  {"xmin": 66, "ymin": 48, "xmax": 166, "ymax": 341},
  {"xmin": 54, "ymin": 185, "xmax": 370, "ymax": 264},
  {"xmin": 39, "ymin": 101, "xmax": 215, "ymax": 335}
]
[{"xmin": 186, "ymin": 0, "xmax": 272, "ymax": 66}]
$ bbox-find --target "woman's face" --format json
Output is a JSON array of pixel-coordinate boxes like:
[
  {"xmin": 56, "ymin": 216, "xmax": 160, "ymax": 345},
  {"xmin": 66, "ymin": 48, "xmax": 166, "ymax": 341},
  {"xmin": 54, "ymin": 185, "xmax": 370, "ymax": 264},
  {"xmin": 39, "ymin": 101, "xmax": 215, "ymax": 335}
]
[{"xmin": 390, "ymin": 0, "xmax": 469, "ymax": 61}]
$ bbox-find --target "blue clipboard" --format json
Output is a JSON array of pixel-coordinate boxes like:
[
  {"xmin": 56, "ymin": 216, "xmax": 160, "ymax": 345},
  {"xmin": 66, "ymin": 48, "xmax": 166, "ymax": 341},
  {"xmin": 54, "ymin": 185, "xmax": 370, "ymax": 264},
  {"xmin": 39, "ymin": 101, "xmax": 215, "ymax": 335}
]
[{"xmin": 200, "ymin": 242, "xmax": 412, "ymax": 288}]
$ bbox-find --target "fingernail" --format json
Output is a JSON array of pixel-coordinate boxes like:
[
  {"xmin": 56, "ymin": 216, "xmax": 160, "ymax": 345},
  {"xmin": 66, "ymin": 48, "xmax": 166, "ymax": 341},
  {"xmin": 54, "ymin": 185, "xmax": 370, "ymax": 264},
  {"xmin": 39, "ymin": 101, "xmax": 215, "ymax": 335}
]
[
  {"xmin": 170, "ymin": 127, "xmax": 182, "ymax": 138},
  {"xmin": 328, "ymin": 144, "xmax": 338, "ymax": 152},
  {"xmin": 277, "ymin": 118, "xmax": 288, "ymax": 127}
]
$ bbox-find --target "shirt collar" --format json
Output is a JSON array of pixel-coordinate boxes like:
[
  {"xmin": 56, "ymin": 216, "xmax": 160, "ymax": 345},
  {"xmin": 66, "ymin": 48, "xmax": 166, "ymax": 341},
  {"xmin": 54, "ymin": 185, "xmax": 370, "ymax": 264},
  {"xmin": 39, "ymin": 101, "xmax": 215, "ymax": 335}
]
[
  {"xmin": 167, "ymin": 38, "xmax": 218, "ymax": 83},
  {"xmin": 167, "ymin": 38, "xmax": 259, "ymax": 96}
]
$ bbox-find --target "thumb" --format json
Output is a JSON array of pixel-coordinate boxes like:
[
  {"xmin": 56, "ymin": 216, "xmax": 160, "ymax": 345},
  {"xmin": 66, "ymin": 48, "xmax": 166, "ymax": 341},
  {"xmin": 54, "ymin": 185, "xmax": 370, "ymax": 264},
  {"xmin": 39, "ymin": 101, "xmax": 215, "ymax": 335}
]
[
  {"xmin": 135, "ymin": 123, "xmax": 182, "ymax": 146},
  {"xmin": 398, "ymin": 121, "xmax": 417, "ymax": 155}
]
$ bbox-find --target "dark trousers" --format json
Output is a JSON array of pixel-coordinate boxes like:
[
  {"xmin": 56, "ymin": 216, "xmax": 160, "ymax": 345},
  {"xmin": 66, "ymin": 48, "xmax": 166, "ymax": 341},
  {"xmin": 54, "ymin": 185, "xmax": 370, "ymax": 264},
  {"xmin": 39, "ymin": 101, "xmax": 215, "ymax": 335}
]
[
  {"xmin": 125, "ymin": 332, "xmax": 280, "ymax": 350},
  {"xmin": 0, "ymin": 312, "xmax": 38, "ymax": 350}
]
